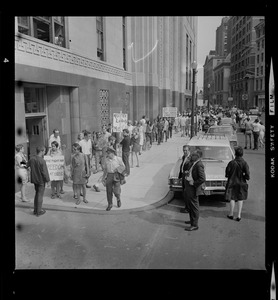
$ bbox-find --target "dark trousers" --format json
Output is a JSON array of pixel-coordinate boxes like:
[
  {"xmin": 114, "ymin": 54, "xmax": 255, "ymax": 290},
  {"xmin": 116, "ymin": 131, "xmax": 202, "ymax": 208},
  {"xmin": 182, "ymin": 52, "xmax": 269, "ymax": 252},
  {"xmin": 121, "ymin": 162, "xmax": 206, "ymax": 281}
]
[
  {"xmin": 184, "ymin": 180, "xmax": 199, "ymax": 227},
  {"xmin": 245, "ymin": 133, "xmax": 252, "ymax": 148},
  {"xmin": 106, "ymin": 173, "xmax": 121, "ymax": 205},
  {"xmin": 34, "ymin": 183, "xmax": 45, "ymax": 214},
  {"xmin": 122, "ymin": 151, "xmax": 130, "ymax": 175},
  {"xmin": 157, "ymin": 130, "xmax": 163, "ymax": 144},
  {"xmin": 253, "ymin": 131, "xmax": 259, "ymax": 149},
  {"xmin": 182, "ymin": 188, "xmax": 189, "ymax": 210}
]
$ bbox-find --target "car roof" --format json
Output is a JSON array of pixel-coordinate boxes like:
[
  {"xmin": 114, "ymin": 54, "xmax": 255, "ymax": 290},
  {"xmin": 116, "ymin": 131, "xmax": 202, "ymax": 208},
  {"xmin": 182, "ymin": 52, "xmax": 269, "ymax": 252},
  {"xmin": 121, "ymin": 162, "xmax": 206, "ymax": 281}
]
[{"xmin": 187, "ymin": 135, "xmax": 231, "ymax": 147}]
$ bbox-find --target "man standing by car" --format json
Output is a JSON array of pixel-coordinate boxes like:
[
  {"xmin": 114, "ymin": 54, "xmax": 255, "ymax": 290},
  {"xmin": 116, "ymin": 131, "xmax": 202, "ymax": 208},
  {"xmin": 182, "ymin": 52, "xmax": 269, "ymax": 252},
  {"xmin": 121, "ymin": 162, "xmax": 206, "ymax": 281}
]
[
  {"xmin": 184, "ymin": 150, "xmax": 206, "ymax": 231},
  {"xmin": 178, "ymin": 145, "xmax": 192, "ymax": 213}
]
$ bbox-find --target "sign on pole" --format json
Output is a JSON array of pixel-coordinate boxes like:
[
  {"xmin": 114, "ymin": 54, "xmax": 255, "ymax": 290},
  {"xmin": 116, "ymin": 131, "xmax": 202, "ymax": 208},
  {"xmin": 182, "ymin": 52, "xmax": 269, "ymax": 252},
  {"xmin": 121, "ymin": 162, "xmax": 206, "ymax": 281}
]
[
  {"xmin": 242, "ymin": 94, "xmax": 248, "ymax": 100},
  {"xmin": 44, "ymin": 155, "xmax": 65, "ymax": 181},
  {"xmin": 113, "ymin": 112, "xmax": 128, "ymax": 132},
  {"xmin": 162, "ymin": 107, "xmax": 177, "ymax": 118}
]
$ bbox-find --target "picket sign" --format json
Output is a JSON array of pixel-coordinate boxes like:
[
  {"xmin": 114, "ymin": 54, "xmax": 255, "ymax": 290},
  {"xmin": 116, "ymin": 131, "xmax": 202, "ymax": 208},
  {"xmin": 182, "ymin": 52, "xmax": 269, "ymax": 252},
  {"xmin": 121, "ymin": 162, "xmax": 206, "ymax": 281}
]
[
  {"xmin": 44, "ymin": 155, "xmax": 64, "ymax": 181},
  {"xmin": 113, "ymin": 112, "xmax": 128, "ymax": 132}
]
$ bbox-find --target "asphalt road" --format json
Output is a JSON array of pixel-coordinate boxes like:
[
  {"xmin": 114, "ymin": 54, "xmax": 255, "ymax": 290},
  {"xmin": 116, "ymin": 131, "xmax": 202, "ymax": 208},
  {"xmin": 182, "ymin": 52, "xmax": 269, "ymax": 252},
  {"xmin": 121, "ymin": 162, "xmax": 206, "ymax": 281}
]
[{"xmin": 14, "ymin": 130, "xmax": 265, "ymax": 270}]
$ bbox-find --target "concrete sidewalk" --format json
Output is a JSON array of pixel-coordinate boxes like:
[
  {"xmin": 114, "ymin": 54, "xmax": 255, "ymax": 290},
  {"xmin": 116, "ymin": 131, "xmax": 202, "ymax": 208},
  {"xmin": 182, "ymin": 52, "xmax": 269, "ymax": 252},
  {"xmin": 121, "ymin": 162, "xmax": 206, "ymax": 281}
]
[{"xmin": 15, "ymin": 132, "xmax": 189, "ymax": 214}]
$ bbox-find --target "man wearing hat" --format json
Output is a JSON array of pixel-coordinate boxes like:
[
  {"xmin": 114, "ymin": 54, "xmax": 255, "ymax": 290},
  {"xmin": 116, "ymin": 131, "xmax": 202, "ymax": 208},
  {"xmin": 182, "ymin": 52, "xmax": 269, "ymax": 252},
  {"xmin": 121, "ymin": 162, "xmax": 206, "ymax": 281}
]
[{"xmin": 103, "ymin": 147, "xmax": 126, "ymax": 211}]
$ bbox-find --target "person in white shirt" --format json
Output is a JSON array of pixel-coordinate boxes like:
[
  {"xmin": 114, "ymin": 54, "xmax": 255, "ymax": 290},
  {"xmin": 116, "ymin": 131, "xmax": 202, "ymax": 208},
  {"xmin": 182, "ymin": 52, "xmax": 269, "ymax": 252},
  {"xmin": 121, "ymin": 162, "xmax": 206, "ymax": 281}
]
[
  {"xmin": 79, "ymin": 131, "xmax": 92, "ymax": 187},
  {"xmin": 252, "ymin": 119, "xmax": 261, "ymax": 150},
  {"xmin": 259, "ymin": 121, "xmax": 265, "ymax": 148},
  {"xmin": 180, "ymin": 114, "xmax": 187, "ymax": 137},
  {"xmin": 127, "ymin": 120, "xmax": 134, "ymax": 137},
  {"xmin": 48, "ymin": 129, "xmax": 61, "ymax": 151},
  {"xmin": 103, "ymin": 147, "xmax": 125, "ymax": 211},
  {"xmin": 163, "ymin": 118, "xmax": 169, "ymax": 142}
]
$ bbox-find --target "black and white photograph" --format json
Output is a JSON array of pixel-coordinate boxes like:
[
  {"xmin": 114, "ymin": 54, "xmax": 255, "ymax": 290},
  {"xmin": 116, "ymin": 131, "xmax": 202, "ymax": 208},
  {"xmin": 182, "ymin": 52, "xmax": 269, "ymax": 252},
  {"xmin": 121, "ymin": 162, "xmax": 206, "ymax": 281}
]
[{"xmin": 3, "ymin": 12, "xmax": 277, "ymax": 299}]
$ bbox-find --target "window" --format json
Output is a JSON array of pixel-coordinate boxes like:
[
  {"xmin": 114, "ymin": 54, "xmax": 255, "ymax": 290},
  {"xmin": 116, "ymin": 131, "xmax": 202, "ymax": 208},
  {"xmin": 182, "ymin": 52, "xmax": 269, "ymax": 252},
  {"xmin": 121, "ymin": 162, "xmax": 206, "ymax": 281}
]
[
  {"xmin": 262, "ymin": 39, "xmax": 264, "ymax": 48},
  {"xmin": 261, "ymin": 52, "xmax": 264, "ymax": 62},
  {"xmin": 256, "ymin": 79, "xmax": 258, "ymax": 91},
  {"xmin": 18, "ymin": 16, "xmax": 30, "ymax": 35},
  {"xmin": 96, "ymin": 16, "xmax": 104, "ymax": 61},
  {"xmin": 17, "ymin": 16, "xmax": 65, "ymax": 47},
  {"xmin": 257, "ymin": 55, "xmax": 260, "ymax": 64},
  {"xmin": 24, "ymin": 87, "xmax": 45, "ymax": 114},
  {"xmin": 261, "ymin": 66, "xmax": 263, "ymax": 75},
  {"xmin": 122, "ymin": 17, "xmax": 127, "ymax": 70},
  {"xmin": 257, "ymin": 67, "xmax": 259, "ymax": 76},
  {"xmin": 257, "ymin": 41, "xmax": 260, "ymax": 51}
]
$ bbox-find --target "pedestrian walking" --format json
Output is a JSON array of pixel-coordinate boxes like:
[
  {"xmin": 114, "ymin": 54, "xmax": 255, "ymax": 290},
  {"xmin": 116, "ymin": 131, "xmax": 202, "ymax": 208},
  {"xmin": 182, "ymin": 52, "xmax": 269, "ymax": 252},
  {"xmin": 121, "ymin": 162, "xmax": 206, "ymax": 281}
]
[
  {"xmin": 15, "ymin": 144, "xmax": 29, "ymax": 202},
  {"xmin": 103, "ymin": 147, "xmax": 126, "ymax": 211},
  {"xmin": 138, "ymin": 121, "xmax": 144, "ymax": 154},
  {"xmin": 252, "ymin": 119, "xmax": 260, "ymax": 150},
  {"xmin": 70, "ymin": 143, "xmax": 90, "ymax": 205},
  {"xmin": 180, "ymin": 114, "xmax": 187, "ymax": 137},
  {"xmin": 145, "ymin": 120, "xmax": 153, "ymax": 149},
  {"xmin": 27, "ymin": 146, "xmax": 50, "ymax": 216},
  {"xmin": 120, "ymin": 129, "xmax": 131, "ymax": 176},
  {"xmin": 225, "ymin": 146, "xmax": 250, "ymax": 221},
  {"xmin": 157, "ymin": 117, "xmax": 164, "ymax": 145},
  {"xmin": 183, "ymin": 150, "xmax": 206, "ymax": 231},
  {"xmin": 92, "ymin": 135, "xmax": 117, "ymax": 193},
  {"xmin": 178, "ymin": 145, "xmax": 191, "ymax": 213},
  {"xmin": 47, "ymin": 141, "xmax": 64, "ymax": 199},
  {"xmin": 244, "ymin": 117, "xmax": 253, "ymax": 149},
  {"xmin": 168, "ymin": 118, "xmax": 173, "ymax": 138},
  {"xmin": 259, "ymin": 121, "xmax": 265, "ymax": 148},
  {"xmin": 79, "ymin": 131, "xmax": 92, "ymax": 187}
]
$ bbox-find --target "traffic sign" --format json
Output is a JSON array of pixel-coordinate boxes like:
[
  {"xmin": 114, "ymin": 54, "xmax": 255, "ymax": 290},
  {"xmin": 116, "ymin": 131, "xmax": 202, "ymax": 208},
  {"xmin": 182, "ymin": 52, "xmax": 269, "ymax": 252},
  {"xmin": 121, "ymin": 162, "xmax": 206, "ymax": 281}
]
[{"xmin": 242, "ymin": 94, "xmax": 248, "ymax": 100}]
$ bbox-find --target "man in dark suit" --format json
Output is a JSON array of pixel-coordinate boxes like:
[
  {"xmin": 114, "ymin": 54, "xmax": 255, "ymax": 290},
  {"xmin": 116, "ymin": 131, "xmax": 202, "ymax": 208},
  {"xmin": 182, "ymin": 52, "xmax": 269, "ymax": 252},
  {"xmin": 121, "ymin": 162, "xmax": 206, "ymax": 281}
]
[
  {"xmin": 184, "ymin": 150, "xmax": 206, "ymax": 231},
  {"xmin": 27, "ymin": 146, "xmax": 50, "ymax": 216},
  {"xmin": 178, "ymin": 145, "xmax": 192, "ymax": 213}
]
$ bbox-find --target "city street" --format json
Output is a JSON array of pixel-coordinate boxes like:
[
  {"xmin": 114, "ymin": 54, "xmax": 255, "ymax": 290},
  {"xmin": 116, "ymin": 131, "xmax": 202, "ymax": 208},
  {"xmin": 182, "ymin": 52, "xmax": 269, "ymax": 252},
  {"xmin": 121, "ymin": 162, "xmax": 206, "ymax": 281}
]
[{"xmin": 15, "ymin": 128, "xmax": 265, "ymax": 269}]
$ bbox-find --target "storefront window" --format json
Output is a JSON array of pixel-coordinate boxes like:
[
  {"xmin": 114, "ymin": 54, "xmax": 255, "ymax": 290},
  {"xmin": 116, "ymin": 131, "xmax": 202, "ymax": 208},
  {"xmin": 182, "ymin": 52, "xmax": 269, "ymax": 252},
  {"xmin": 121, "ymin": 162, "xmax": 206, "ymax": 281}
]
[{"xmin": 24, "ymin": 87, "xmax": 45, "ymax": 114}]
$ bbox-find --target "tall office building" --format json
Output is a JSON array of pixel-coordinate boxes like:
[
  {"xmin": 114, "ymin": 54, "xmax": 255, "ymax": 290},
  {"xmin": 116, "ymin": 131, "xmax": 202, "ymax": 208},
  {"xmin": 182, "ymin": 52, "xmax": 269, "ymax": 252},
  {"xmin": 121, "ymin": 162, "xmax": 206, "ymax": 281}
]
[
  {"xmin": 254, "ymin": 19, "xmax": 265, "ymax": 110},
  {"xmin": 15, "ymin": 16, "xmax": 197, "ymax": 162},
  {"xmin": 215, "ymin": 16, "xmax": 231, "ymax": 57},
  {"xmin": 229, "ymin": 16, "xmax": 263, "ymax": 109}
]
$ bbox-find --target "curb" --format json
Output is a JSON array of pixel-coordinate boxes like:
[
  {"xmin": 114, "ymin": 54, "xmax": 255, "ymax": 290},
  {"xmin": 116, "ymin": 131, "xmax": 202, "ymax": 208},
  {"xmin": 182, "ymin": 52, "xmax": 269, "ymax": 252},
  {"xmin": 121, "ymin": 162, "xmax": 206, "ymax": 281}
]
[{"xmin": 15, "ymin": 191, "xmax": 174, "ymax": 215}]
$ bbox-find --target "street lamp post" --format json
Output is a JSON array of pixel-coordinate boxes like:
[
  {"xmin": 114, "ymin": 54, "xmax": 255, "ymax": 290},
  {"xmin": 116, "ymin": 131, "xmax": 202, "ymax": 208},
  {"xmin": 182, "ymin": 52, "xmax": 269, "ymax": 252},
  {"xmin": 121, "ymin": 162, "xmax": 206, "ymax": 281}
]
[
  {"xmin": 191, "ymin": 61, "xmax": 197, "ymax": 138},
  {"xmin": 207, "ymin": 83, "xmax": 210, "ymax": 114}
]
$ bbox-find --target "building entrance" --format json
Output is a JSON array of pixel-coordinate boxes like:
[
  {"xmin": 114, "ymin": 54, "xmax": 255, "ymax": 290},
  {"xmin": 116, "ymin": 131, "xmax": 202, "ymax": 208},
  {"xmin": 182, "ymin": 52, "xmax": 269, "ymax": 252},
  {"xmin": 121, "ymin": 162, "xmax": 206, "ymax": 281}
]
[{"xmin": 26, "ymin": 116, "xmax": 47, "ymax": 159}]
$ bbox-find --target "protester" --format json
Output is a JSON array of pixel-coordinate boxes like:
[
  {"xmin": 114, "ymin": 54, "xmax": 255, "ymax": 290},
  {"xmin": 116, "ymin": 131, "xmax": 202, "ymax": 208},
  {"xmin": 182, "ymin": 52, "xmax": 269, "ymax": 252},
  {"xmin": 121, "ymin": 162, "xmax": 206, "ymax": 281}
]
[
  {"xmin": 168, "ymin": 118, "xmax": 173, "ymax": 138},
  {"xmin": 15, "ymin": 144, "xmax": 29, "ymax": 202},
  {"xmin": 138, "ymin": 120, "xmax": 145, "ymax": 154},
  {"xmin": 103, "ymin": 147, "xmax": 126, "ymax": 211},
  {"xmin": 163, "ymin": 117, "xmax": 169, "ymax": 142},
  {"xmin": 27, "ymin": 146, "xmax": 50, "ymax": 216},
  {"xmin": 225, "ymin": 146, "xmax": 250, "ymax": 221},
  {"xmin": 178, "ymin": 145, "xmax": 191, "ymax": 213},
  {"xmin": 92, "ymin": 135, "xmax": 117, "ymax": 193},
  {"xmin": 93, "ymin": 132, "xmax": 105, "ymax": 173},
  {"xmin": 130, "ymin": 126, "xmax": 140, "ymax": 167},
  {"xmin": 145, "ymin": 120, "xmax": 152, "ymax": 150},
  {"xmin": 183, "ymin": 150, "xmax": 206, "ymax": 231},
  {"xmin": 252, "ymin": 119, "xmax": 260, "ymax": 150},
  {"xmin": 127, "ymin": 120, "xmax": 134, "ymax": 137},
  {"xmin": 259, "ymin": 121, "xmax": 265, "ymax": 148},
  {"xmin": 47, "ymin": 141, "xmax": 64, "ymax": 199},
  {"xmin": 79, "ymin": 131, "xmax": 92, "ymax": 187},
  {"xmin": 70, "ymin": 143, "xmax": 90, "ymax": 205},
  {"xmin": 120, "ymin": 129, "xmax": 131, "ymax": 176},
  {"xmin": 48, "ymin": 129, "xmax": 61, "ymax": 151},
  {"xmin": 157, "ymin": 117, "xmax": 164, "ymax": 145}
]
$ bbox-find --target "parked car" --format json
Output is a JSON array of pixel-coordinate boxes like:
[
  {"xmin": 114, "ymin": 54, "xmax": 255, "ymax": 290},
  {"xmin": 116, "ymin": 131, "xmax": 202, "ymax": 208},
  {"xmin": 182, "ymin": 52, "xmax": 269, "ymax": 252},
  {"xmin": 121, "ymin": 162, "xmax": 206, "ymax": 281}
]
[
  {"xmin": 249, "ymin": 107, "xmax": 259, "ymax": 115},
  {"xmin": 206, "ymin": 125, "xmax": 238, "ymax": 149},
  {"xmin": 168, "ymin": 135, "xmax": 235, "ymax": 196},
  {"xmin": 239, "ymin": 115, "xmax": 260, "ymax": 133}
]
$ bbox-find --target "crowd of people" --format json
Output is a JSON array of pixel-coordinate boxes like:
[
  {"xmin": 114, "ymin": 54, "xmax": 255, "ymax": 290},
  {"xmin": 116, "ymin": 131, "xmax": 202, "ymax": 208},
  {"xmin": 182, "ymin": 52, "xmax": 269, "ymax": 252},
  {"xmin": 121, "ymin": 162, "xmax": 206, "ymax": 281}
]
[{"xmin": 15, "ymin": 106, "xmax": 261, "ymax": 219}]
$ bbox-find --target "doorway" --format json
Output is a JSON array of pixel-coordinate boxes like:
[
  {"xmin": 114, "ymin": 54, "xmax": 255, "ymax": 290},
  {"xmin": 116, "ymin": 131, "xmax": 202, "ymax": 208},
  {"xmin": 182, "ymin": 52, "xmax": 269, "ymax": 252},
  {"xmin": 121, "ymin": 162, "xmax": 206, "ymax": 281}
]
[{"xmin": 26, "ymin": 117, "xmax": 47, "ymax": 159}]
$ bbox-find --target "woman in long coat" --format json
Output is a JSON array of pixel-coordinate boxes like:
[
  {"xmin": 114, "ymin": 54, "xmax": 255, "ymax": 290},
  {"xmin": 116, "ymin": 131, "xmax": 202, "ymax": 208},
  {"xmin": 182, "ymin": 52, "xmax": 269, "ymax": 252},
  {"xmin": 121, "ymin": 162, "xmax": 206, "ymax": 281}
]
[{"xmin": 225, "ymin": 146, "xmax": 250, "ymax": 221}]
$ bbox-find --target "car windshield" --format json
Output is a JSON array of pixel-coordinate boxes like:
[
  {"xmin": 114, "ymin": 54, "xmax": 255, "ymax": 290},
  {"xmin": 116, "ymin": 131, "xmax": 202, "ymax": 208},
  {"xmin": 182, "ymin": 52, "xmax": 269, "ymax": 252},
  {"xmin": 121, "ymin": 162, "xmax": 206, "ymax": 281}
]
[
  {"xmin": 189, "ymin": 146, "xmax": 233, "ymax": 161},
  {"xmin": 222, "ymin": 119, "xmax": 232, "ymax": 124},
  {"xmin": 207, "ymin": 127, "xmax": 233, "ymax": 134}
]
